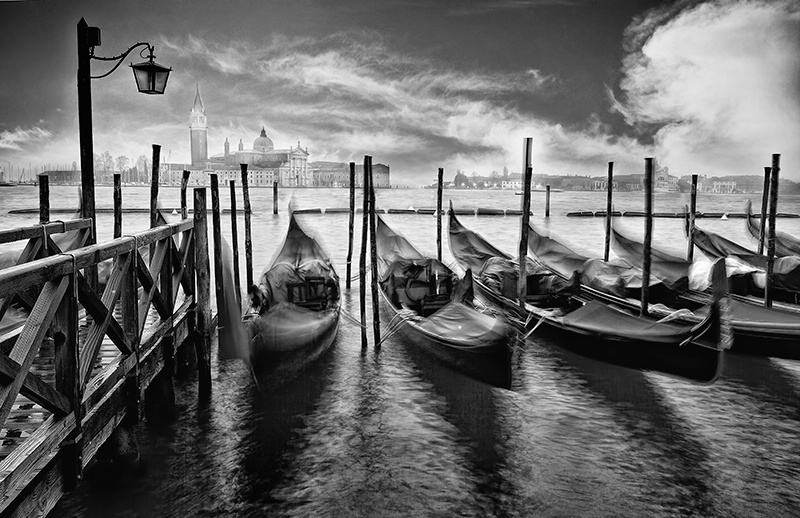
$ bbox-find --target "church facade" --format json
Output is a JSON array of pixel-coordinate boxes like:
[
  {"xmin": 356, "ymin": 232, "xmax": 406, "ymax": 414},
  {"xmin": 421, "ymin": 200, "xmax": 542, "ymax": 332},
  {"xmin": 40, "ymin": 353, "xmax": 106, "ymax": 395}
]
[
  {"xmin": 185, "ymin": 85, "xmax": 312, "ymax": 187},
  {"xmin": 162, "ymin": 86, "xmax": 390, "ymax": 187}
]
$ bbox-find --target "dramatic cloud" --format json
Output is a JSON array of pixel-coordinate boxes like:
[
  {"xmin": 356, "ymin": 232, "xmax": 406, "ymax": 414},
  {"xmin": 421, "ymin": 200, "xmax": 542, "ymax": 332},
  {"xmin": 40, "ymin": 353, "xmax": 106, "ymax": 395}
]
[
  {"xmin": 0, "ymin": 127, "xmax": 52, "ymax": 151},
  {"xmin": 159, "ymin": 32, "xmax": 647, "ymax": 182},
  {"xmin": 613, "ymin": 0, "xmax": 800, "ymax": 177}
]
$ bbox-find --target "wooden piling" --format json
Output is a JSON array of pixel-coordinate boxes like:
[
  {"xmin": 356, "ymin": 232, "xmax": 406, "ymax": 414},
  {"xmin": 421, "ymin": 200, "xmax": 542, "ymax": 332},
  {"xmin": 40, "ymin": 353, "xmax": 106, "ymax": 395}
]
[
  {"xmin": 765, "ymin": 155, "xmax": 780, "ymax": 308},
  {"xmin": 150, "ymin": 144, "xmax": 161, "ymax": 230},
  {"xmin": 210, "ymin": 174, "xmax": 225, "ymax": 325},
  {"xmin": 229, "ymin": 180, "xmax": 242, "ymax": 308},
  {"xmin": 241, "ymin": 164, "xmax": 254, "ymax": 289},
  {"xmin": 53, "ymin": 269, "xmax": 80, "ymax": 489},
  {"xmin": 437, "ymin": 167, "xmax": 444, "ymax": 262},
  {"xmin": 758, "ymin": 166, "xmax": 771, "ymax": 255},
  {"xmin": 545, "ymin": 185, "xmax": 551, "ymax": 217},
  {"xmin": 368, "ymin": 156, "xmax": 381, "ymax": 348},
  {"xmin": 641, "ymin": 158, "xmax": 654, "ymax": 317},
  {"xmin": 687, "ymin": 174, "xmax": 698, "ymax": 261},
  {"xmin": 346, "ymin": 162, "xmax": 356, "ymax": 290},
  {"xmin": 359, "ymin": 156, "xmax": 369, "ymax": 350},
  {"xmin": 518, "ymin": 138, "xmax": 533, "ymax": 312},
  {"xmin": 180, "ymin": 170, "xmax": 191, "ymax": 220},
  {"xmin": 113, "ymin": 173, "xmax": 122, "ymax": 239},
  {"xmin": 273, "ymin": 181, "xmax": 278, "ymax": 215},
  {"xmin": 38, "ymin": 174, "xmax": 49, "ymax": 224},
  {"xmin": 604, "ymin": 162, "xmax": 613, "ymax": 262},
  {"xmin": 193, "ymin": 188, "xmax": 212, "ymax": 396}
]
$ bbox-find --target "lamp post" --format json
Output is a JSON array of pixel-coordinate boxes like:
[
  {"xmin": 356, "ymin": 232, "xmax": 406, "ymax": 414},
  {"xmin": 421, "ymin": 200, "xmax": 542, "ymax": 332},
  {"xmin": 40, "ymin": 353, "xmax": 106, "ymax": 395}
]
[{"xmin": 76, "ymin": 18, "xmax": 171, "ymax": 281}]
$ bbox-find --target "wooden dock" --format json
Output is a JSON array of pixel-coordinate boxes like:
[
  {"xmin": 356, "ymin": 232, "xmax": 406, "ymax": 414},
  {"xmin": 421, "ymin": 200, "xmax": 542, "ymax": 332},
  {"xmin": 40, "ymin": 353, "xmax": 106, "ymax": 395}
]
[{"xmin": 0, "ymin": 189, "xmax": 215, "ymax": 516}]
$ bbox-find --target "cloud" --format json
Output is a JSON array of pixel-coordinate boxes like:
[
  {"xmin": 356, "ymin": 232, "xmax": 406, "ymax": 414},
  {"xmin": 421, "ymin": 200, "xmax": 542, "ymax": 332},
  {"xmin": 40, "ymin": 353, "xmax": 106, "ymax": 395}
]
[
  {"xmin": 154, "ymin": 32, "xmax": 648, "ymax": 183},
  {"xmin": 612, "ymin": 0, "xmax": 800, "ymax": 177},
  {"xmin": 0, "ymin": 126, "xmax": 52, "ymax": 151}
]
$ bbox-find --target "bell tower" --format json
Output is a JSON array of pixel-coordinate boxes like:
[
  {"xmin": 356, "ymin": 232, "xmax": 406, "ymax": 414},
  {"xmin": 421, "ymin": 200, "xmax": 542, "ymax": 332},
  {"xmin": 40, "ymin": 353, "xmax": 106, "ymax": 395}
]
[{"xmin": 189, "ymin": 84, "xmax": 208, "ymax": 166}]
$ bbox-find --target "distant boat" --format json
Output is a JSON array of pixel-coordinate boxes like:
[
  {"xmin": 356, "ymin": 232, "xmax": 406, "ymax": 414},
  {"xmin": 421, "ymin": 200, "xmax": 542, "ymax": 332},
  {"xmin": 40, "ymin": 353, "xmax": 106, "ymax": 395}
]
[{"xmin": 515, "ymin": 188, "xmax": 563, "ymax": 194}]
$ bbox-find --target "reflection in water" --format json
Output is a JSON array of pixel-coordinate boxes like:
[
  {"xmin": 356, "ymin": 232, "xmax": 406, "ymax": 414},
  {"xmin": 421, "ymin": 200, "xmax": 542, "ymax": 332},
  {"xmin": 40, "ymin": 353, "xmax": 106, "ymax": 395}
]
[
  {"xmin": 400, "ymin": 339, "xmax": 512, "ymax": 516},
  {"xmin": 538, "ymin": 336, "xmax": 716, "ymax": 516}
]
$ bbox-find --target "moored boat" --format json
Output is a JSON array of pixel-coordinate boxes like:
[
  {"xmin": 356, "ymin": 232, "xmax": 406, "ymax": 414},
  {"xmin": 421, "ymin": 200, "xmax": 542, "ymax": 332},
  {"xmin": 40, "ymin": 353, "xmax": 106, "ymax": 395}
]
[
  {"xmin": 449, "ymin": 206, "xmax": 727, "ymax": 383},
  {"xmin": 375, "ymin": 214, "xmax": 513, "ymax": 388},
  {"xmin": 599, "ymin": 220, "xmax": 800, "ymax": 358},
  {"xmin": 244, "ymin": 211, "xmax": 340, "ymax": 382}
]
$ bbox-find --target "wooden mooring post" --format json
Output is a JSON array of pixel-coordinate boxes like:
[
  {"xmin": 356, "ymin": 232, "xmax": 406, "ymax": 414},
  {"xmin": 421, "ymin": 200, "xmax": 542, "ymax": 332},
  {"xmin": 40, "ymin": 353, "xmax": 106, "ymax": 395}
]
[
  {"xmin": 38, "ymin": 174, "xmax": 49, "ymax": 224},
  {"xmin": 210, "ymin": 175, "xmax": 225, "ymax": 328},
  {"xmin": 359, "ymin": 156, "xmax": 369, "ymax": 350},
  {"xmin": 114, "ymin": 173, "xmax": 122, "ymax": 239},
  {"xmin": 545, "ymin": 185, "xmax": 551, "ymax": 218},
  {"xmin": 194, "ymin": 187, "xmax": 213, "ymax": 396},
  {"xmin": 273, "ymin": 181, "xmax": 279, "ymax": 215},
  {"xmin": 180, "ymin": 170, "xmax": 191, "ymax": 220},
  {"xmin": 150, "ymin": 144, "xmax": 161, "ymax": 231},
  {"xmin": 518, "ymin": 138, "xmax": 533, "ymax": 312},
  {"xmin": 0, "ymin": 205, "xmax": 202, "ymax": 516},
  {"xmin": 346, "ymin": 162, "xmax": 356, "ymax": 290},
  {"xmin": 241, "ymin": 164, "xmax": 254, "ymax": 289},
  {"xmin": 368, "ymin": 156, "xmax": 381, "ymax": 349},
  {"xmin": 759, "ymin": 166, "xmax": 771, "ymax": 255},
  {"xmin": 765, "ymin": 155, "xmax": 780, "ymax": 309},
  {"xmin": 604, "ymin": 162, "xmax": 613, "ymax": 262},
  {"xmin": 229, "ymin": 180, "xmax": 242, "ymax": 308},
  {"xmin": 687, "ymin": 174, "xmax": 698, "ymax": 261},
  {"xmin": 436, "ymin": 167, "xmax": 443, "ymax": 262},
  {"xmin": 641, "ymin": 158, "xmax": 654, "ymax": 317}
]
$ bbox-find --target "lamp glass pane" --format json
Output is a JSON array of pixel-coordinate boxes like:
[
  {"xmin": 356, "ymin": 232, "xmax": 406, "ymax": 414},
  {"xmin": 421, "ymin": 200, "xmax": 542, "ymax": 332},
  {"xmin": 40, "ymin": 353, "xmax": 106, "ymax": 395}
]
[{"xmin": 131, "ymin": 65, "xmax": 150, "ymax": 93}]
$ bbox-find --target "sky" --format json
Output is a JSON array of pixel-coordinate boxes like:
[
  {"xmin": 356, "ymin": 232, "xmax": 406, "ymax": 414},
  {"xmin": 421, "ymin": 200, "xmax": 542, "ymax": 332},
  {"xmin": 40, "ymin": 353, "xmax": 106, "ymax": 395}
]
[{"xmin": 0, "ymin": 0, "xmax": 798, "ymax": 185}]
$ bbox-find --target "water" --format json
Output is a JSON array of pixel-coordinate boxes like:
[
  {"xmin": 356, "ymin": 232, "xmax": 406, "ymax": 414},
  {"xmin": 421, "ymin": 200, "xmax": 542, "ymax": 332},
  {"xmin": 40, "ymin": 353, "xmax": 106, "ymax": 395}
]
[{"xmin": 2, "ymin": 185, "xmax": 800, "ymax": 517}]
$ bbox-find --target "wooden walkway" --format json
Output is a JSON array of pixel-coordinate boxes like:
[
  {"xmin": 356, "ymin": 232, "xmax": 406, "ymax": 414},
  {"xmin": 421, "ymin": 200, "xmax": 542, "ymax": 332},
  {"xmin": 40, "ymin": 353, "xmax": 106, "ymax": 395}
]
[{"xmin": 0, "ymin": 191, "xmax": 214, "ymax": 517}]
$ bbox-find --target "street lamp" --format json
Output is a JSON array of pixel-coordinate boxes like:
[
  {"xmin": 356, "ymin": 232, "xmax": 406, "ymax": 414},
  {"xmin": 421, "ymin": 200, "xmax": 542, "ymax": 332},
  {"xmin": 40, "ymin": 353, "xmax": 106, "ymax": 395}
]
[{"xmin": 76, "ymin": 17, "xmax": 172, "ymax": 241}]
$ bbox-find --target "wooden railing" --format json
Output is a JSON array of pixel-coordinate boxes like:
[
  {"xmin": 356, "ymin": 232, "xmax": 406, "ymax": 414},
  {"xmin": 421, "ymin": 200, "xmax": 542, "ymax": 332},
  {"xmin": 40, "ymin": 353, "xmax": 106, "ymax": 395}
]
[{"xmin": 0, "ymin": 211, "xmax": 205, "ymax": 517}]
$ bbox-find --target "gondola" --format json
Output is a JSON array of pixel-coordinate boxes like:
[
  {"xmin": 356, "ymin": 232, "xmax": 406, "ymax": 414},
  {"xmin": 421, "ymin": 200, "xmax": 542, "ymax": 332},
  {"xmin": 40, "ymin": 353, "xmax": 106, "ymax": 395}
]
[
  {"xmin": 449, "ymin": 206, "xmax": 726, "ymax": 383},
  {"xmin": 601, "ymin": 221, "xmax": 800, "ymax": 358},
  {"xmin": 375, "ymin": 214, "xmax": 512, "ymax": 388},
  {"xmin": 691, "ymin": 224, "xmax": 800, "ymax": 301},
  {"xmin": 244, "ymin": 211, "xmax": 340, "ymax": 381},
  {"xmin": 746, "ymin": 200, "xmax": 800, "ymax": 257}
]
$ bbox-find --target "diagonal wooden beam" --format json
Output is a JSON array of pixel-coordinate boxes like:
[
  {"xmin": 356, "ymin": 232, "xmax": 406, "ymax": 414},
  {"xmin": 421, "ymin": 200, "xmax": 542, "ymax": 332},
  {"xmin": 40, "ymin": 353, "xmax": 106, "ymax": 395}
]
[
  {"xmin": 136, "ymin": 244, "xmax": 170, "ymax": 330},
  {"xmin": 79, "ymin": 253, "xmax": 131, "ymax": 385},
  {"xmin": 0, "ymin": 276, "xmax": 68, "ymax": 428},
  {"xmin": 173, "ymin": 229, "xmax": 194, "ymax": 301},
  {"xmin": 0, "ymin": 238, "xmax": 43, "ymax": 322},
  {"xmin": 0, "ymin": 353, "xmax": 70, "ymax": 415},
  {"xmin": 76, "ymin": 273, "xmax": 130, "ymax": 355}
]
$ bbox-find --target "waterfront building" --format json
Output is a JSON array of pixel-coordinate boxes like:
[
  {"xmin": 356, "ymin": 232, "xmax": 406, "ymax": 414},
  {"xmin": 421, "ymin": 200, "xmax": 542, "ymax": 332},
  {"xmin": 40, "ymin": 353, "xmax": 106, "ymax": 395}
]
[{"xmin": 180, "ymin": 85, "xmax": 389, "ymax": 187}]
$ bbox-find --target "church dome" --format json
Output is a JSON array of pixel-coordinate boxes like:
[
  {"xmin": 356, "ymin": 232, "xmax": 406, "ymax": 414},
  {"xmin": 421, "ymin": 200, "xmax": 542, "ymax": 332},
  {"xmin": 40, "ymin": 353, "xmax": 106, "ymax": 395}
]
[{"xmin": 253, "ymin": 127, "xmax": 274, "ymax": 152}]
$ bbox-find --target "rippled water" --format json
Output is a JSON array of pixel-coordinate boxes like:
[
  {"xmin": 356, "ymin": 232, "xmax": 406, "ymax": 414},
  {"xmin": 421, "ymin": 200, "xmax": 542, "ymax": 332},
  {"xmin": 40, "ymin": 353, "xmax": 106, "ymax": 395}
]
[{"xmin": 2, "ymin": 185, "xmax": 800, "ymax": 517}]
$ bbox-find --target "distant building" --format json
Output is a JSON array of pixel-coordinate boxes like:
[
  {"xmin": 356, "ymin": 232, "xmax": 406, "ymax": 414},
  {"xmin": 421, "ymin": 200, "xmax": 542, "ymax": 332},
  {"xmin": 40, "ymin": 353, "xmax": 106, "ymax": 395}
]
[
  {"xmin": 176, "ymin": 85, "xmax": 388, "ymax": 187},
  {"xmin": 711, "ymin": 181, "xmax": 736, "ymax": 193},
  {"xmin": 309, "ymin": 162, "xmax": 390, "ymax": 188}
]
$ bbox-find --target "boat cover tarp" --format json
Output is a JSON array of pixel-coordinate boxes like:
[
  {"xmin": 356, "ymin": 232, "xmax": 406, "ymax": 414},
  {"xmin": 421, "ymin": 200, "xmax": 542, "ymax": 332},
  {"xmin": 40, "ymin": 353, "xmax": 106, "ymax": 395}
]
[
  {"xmin": 448, "ymin": 212, "xmax": 511, "ymax": 272},
  {"xmin": 746, "ymin": 200, "xmax": 800, "ymax": 257},
  {"xmin": 247, "ymin": 302, "xmax": 338, "ymax": 353},
  {"xmin": 376, "ymin": 215, "xmax": 426, "ymax": 267},
  {"xmin": 527, "ymin": 224, "xmax": 671, "ymax": 298},
  {"xmin": 479, "ymin": 256, "xmax": 565, "ymax": 299},
  {"xmin": 693, "ymin": 226, "xmax": 756, "ymax": 258},
  {"xmin": 257, "ymin": 214, "xmax": 338, "ymax": 306},
  {"xmin": 414, "ymin": 301, "xmax": 507, "ymax": 344},
  {"xmin": 610, "ymin": 226, "xmax": 690, "ymax": 293},
  {"xmin": 693, "ymin": 225, "xmax": 800, "ymax": 293},
  {"xmin": 449, "ymin": 211, "xmax": 568, "ymax": 298},
  {"xmin": 560, "ymin": 300, "xmax": 697, "ymax": 344},
  {"xmin": 380, "ymin": 256, "xmax": 458, "ymax": 308}
]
